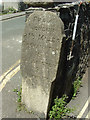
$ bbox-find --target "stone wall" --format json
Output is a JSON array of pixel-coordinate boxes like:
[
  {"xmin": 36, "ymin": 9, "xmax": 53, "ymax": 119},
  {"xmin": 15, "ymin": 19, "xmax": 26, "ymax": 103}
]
[
  {"xmin": 3, "ymin": 2, "xmax": 26, "ymax": 11},
  {"xmin": 58, "ymin": 2, "xmax": 90, "ymax": 96},
  {"xmin": 4, "ymin": 2, "xmax": 19, "ymax": 11}
]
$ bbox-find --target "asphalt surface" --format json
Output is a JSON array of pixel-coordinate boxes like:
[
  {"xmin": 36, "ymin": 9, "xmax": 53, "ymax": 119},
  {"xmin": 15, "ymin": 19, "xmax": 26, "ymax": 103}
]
[{"xmin": 2, "ymin": 15, "xmax": 25, "ymax": 74}]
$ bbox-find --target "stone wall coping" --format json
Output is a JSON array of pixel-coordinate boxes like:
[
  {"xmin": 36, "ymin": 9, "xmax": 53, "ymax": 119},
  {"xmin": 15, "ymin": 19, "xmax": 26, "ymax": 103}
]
[{"xmin": 25, "ymin": 1, "xmax": 89, "ymax": 12}]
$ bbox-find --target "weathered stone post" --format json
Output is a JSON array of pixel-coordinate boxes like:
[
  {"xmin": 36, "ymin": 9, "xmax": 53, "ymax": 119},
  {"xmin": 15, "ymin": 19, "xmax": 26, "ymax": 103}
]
[{"xmin": 21, "ymin": 11, "xmax": 65, "ymax": 118}]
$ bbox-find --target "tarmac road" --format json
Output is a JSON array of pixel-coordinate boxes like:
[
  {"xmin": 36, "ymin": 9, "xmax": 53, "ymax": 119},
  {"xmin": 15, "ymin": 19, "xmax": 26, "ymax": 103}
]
[{"xmin": 1, "ymin": 15, "xmax": 25, "ymax": 74}]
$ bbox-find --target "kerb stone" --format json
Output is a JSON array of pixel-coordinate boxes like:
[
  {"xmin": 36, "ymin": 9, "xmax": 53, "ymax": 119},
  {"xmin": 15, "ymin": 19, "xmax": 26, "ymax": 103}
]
[{"xmin": 21, "ymin": 11, "xmax": 65, "ymax": 118}]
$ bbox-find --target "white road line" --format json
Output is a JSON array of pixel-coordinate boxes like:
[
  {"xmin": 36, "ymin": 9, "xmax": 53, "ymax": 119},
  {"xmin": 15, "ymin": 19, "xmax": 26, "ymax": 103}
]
[
  {"xmin": 0, "ymin": 60, "xmax": 20, "ymax": 82},
  {"xmin": 85, "ymin": 111, "xmax": 90, "ymax": 119},
  {"xmin": 77, "ymin": 96, "xmax": 90, "ymax": 118},
  {"xmin": 0, "ymin": 65, "xmax": 20, "ymax": 92}
]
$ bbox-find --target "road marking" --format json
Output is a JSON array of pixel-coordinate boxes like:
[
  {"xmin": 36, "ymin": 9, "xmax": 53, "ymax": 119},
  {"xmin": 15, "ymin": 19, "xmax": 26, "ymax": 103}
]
[
  {"xmin": 85, "ymin": 111, "xmax": 90, "ymax": 119},
  {"xmin": 77, "ymin": 96, "xmax": 90, "ymax": 118},
  {"xmin": 0, "ymin": 65, "xmax": 20, "ymax": 92},
  {"xmin": 0, "ymin": 60, "xmax": 20, "ymax": 83}
]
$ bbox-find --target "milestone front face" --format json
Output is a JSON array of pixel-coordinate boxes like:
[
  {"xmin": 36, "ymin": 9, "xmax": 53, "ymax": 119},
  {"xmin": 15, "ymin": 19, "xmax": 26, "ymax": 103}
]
[{"xmin": 21, "ymin": 11, "xmax": 65, "ymax": 117}]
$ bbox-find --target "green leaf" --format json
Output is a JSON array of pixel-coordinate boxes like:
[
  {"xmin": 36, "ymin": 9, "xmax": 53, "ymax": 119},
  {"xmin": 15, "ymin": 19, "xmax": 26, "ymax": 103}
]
[
  {"xmin": 13, "ymin": 88, "xmax": 18, "ymax": 92},
  {"xmin": 49, "ymin": 94, "xmax": 73, "ymax": 119}
]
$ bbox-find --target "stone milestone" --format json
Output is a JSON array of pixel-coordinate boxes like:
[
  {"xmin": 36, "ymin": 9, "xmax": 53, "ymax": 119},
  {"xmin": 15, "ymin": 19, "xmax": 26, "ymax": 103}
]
[{"xmin": 21, "ymin": 11, "xmax": 65, "ymax": 118}]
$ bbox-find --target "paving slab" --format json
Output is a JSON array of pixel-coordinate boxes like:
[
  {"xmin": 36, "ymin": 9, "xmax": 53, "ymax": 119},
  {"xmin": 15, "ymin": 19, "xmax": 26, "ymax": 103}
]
[
  {"xmin": 0, "ymin": 12, "xmax": 25, "ymax": 21},
  {"xmin": 1, "ymin": 71, "xmax": 39, "ymax": 119},
  {"xmin": 67, "ymin": 60, "xmax": 90, "ymax": 118}
]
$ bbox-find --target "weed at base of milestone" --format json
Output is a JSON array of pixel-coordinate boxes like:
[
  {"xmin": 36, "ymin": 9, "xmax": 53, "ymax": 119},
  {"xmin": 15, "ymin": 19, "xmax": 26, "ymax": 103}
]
[
  {"xmin": 72, "ymin": 77, "xmax": 82, "ymax": 98},
  {"xmin": 49, "ymin": 94, "xmax": 74, "ymax": 120},
  {"xmin": 13, "ymin": 86, "xmax": 33, "ymax": 114}
]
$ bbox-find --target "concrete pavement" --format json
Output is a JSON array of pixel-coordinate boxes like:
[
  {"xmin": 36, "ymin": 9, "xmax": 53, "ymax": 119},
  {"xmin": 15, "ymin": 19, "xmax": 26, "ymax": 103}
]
[
  {"xmin": 0, "ymin": 12, "xmax": 25, "ymax": 21},
  {"xmin": 2, "ymin": 71, "xmax": 39, "ymax": 119},
  {"xmin": 67, "ymin": 60, "xmax": 90, "ymax": 119}
]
